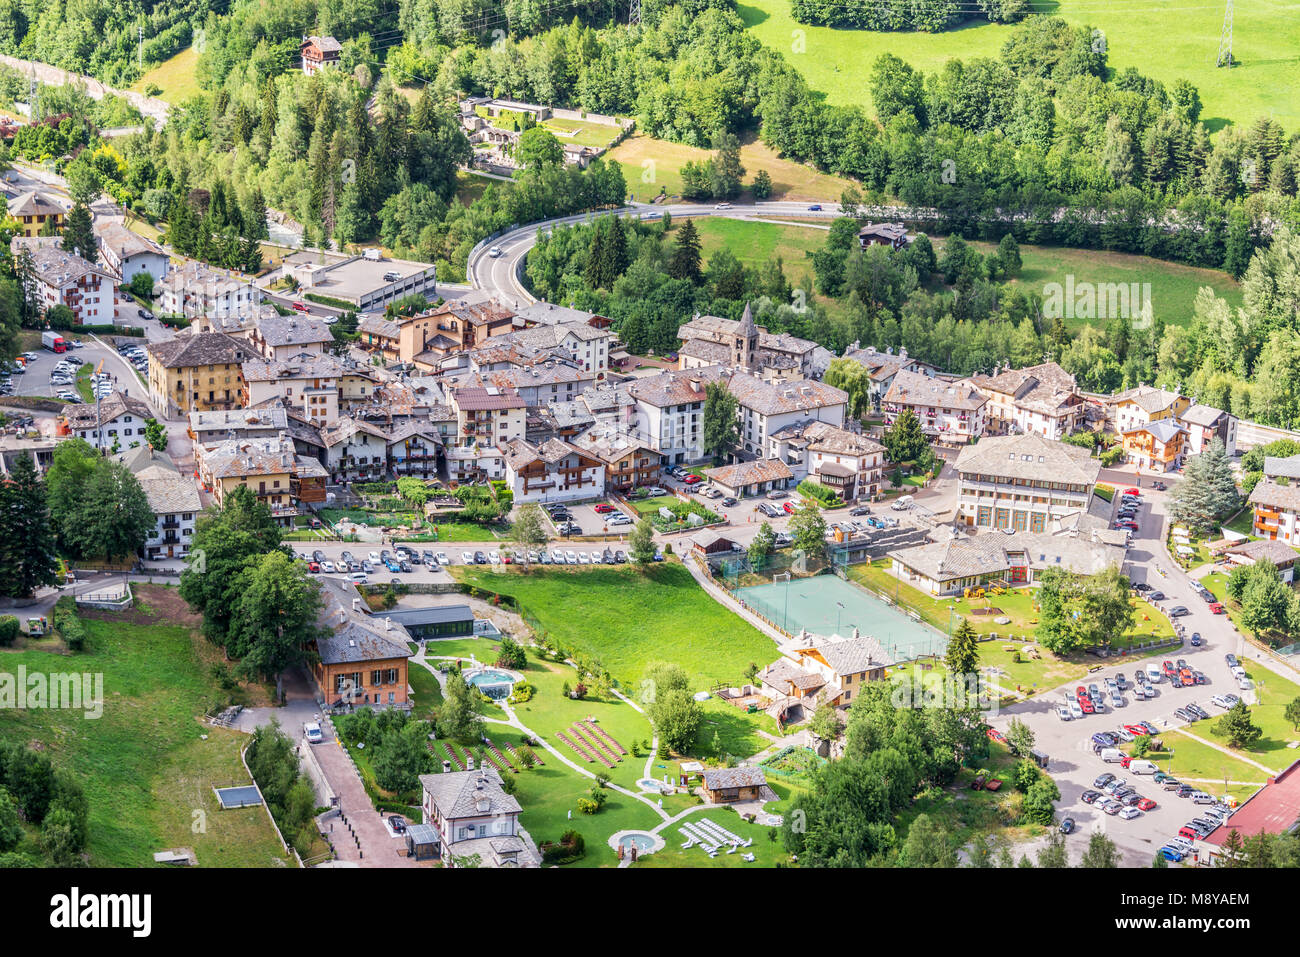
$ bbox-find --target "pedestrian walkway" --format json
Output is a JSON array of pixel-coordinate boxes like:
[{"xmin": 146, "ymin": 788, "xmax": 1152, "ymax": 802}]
[{"xmin": 312, "ymin": 729, "xmax": 417, "ymax": 868}]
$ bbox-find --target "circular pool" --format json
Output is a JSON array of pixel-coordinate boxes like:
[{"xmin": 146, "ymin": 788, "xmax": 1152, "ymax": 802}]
[
  {"xmin": 465, "ymin": 667, "xmax": 518, "ymax": 700},
  {"xmin": 637, "ymin": 778, "xmax": 673, "ymax": 793},
  {"xmin": 608, "ymin": 829, "xmax": 665, "ymax": 857}
]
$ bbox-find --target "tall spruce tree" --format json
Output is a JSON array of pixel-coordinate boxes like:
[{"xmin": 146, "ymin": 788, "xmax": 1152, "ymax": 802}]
[
  {"xmin": 0, "ymin": 453, "xmax": 58, "ymax": 598},
  {"xmin": 669, "ymin": 219, "xmax": 703, "ymax": 284},
  {"xmin": 61, "ymin": 204, "xmax": 96, "ymax": 261}
]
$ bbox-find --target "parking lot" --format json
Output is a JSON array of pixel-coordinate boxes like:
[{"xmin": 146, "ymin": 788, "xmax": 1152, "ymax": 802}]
[
  {"xmin": 5, "ymin": 336, "xmax": 148, "ymax": 404},
  {"xmin": 987, "ymin": 485, "xmax": 1278, "ymax": 865}
]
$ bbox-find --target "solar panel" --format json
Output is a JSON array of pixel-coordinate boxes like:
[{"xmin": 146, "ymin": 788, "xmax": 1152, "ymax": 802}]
[{"xmin": 213, "ymin": 785, "xmax": 263, "ymax": 809}]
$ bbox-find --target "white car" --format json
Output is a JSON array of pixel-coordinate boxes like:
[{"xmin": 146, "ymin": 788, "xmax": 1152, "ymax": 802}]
[
  {"xmin": 461, "ymin": 551, "xmax": 474, "ymax": 564},
  {"xmin": 1056, "ymin": 706, "xmax": 1073, "ymax": 722},
  {"xmin": 436, "ymin": 553, "xmax": 450, "ymax": 566},
  {"xmin": 566, "ymin": 550, "xmax": 578, "ymax": 564},
  {"xmin": 488, "ymin": 246, "xmax": 503, "ymax": 258},
  {"xmin": 577, "ymin": 552, "xmax": 589, "ymax": 564},
  {"xmin": 304, "ymin": 722, "xmax": 324, "ymax": 743},
  {"xmin": 645, "ymin": 487, "xmax": 667, "ymax": 496},
  {"xmin": 321, "ymin": 561, "xmax": 336, "ymax": 573},
  {"xmin": 1069, "ymin": 701, "xmax": 1084, "ymax": 719},
  {"xmin": 1111, "ymin": 728, "xmax": 1134, "ymax": 742},
  {"xmin": 551, "ymin": 551, "xmax": 566, "ymax": 564},
  {"xmin": 1209, "ymin": 694, "xmax": 1232, "ymax": 708},
  {"xmin": 369, "ymin": 551, "xmax": 381, "ymax": 563},
  {"xmin": 1118, "ymin": 806, "xmax": 1142, "ymax": 820},
  {"xmin": 489, "ymin": 551, "xmax": 500, "ymax": 564}
]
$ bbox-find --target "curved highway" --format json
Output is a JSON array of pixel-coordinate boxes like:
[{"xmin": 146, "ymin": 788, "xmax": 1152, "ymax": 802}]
[{"xmin": 468, "ymin": 201, "xmax": 846, "ymax": 307}]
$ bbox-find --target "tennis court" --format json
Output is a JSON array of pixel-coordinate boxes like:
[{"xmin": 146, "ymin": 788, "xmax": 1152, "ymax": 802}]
[{"xmin": 735, "ymin": 573, "xmax": 948, "ymax": 662}]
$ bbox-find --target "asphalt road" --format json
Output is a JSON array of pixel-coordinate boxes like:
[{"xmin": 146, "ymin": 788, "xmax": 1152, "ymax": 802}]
[
  {"xmin": 987, "ymin": 485, "xmax": 1281, "ymax": 866},
  {"xmin": 468, "ymin": 200, "xmax": 845, "ymax": 308}
]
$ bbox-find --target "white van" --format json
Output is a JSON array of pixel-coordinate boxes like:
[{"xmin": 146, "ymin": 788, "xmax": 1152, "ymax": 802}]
[
  {"xmin": 891, "ymin": 494, "xmax": 914, "ymax": 511},
  {"xmin": 1129, "ymin": 759, "xmax": 1159, "ymax": 775},
  {"xmin": 1146, "ymin": 663, "xmax": 1163, "ymax": 682},
  {"xmin": 1099, "ymin": 748, "xmax": 1124, "ymax": 763}
]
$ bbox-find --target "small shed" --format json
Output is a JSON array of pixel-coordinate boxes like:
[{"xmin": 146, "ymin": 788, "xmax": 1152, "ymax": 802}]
[
  {"xmin": 405, "ymin": 823, "xmax": 441, "ymax": 860},
  {"xmin": 700, "ymin": 766, "xmax": 767, "ymax": 804},
  {"xmin": 692, "ymin": 531, "xmax": 736, "ymax": 556}
]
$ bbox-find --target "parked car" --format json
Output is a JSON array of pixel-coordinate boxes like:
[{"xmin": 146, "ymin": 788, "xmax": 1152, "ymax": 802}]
[
  {"xmin": 1169, "ymin": 605, "xmax": 1190, "ymax": 617},
  {"xmin": 1059, "ymin": 817, "xmax": 1076, "ymax": 834}
]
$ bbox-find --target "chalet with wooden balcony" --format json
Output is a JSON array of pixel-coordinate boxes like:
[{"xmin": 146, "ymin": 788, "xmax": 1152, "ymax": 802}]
[
  {"xmin": 1121, "ymin": 418, "xmax": 1187, "ymax": 473},
  {"xmin": 500, "ymin": 436, "xmax": 605, "ymax": 504}
]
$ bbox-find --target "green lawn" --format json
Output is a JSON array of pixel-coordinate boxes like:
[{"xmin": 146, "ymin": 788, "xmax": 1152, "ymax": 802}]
[
  {"xmin": 692, "ymin": 218, "xmax": 1242, "ymax": 331},
  {"xmin": 1199, "ymin": 664, "xmax": 1300, "ymax": 773},
  {"xmin": 450, "ymin": 564, "xmax": 778, "ymax": 688},
  {"xmin": 956, "ymin": 237, "xmax": 1242, "ymax": 330},
  {"xmin": 0, "ymin": 588, "xmax": 286, "ymax": 866},
  {"xmin": 634, "ymin": 806, "xmax": 791, "ymax": 868},
  {"xmin": 739, "ymin": 0, "xmax": 1300, "ymax": 131},
  {"xmin": 75, "ymin": 363, "xmax": 93, "ymax": 402},
  {"xmin": 607, "ymin": 131, "xmax": 857, "ymax": 203},
  {"xmin": 1222, "ymin": 507, "xmax": 1257, "ymax": 538},
  {"xmin": 848, "ymin": 559, "xmax": 1175, "ymax": 693},
  {"xmin": 630, "ymin": 494, "xmax": 683, "ymax": 515},
  {"xmin": 1139, "ymin": 731, "xmax": 1269, "ymax": 786},
  {"xmin": 540, "ymin": 116, "xmax": 623, "ymax": 150},
  {"xmin": 129, "ymin": 46, "xmax": 202, "ymax": 104}
]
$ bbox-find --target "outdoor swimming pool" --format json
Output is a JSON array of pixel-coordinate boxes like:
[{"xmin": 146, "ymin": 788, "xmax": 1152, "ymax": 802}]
[
  {"xmin": 465, "ymin": 668, "xmax": 517, "ymax": 699},
  {"xmin": 735, "ymin": 573, "xmax": 948, "ymax": 661}
]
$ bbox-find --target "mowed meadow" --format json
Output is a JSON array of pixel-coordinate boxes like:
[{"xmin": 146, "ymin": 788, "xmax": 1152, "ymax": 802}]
[{"xmin": 739, "ymin": 0, "xmax": 1300, "ymax": 132}]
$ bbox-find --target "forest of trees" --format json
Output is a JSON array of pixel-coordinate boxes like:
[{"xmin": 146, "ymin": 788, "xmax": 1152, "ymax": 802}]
[{"xmin": 790, "ymin": 0, "xmax": 1027, "ymax": 32}]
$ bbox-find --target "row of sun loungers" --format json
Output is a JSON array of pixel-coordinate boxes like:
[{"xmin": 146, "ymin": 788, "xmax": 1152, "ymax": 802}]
[
  {"xmin": 569, "ymin": 724, "xmax": 620, "ymax": 764},
  {"xmin": 579, "ymin": 720, "xmax": 627, "ymax": 756},
  {"xmin": 676, "ymin": 818, "xmax": 755, "ymax": 859}
]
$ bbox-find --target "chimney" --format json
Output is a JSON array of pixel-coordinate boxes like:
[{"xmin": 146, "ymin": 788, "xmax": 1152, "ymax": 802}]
[
  {"xmin": 352, "ymin": 597, "xmax": 360, "ymax": 613},
  {"xmin": 384, "ymin": 616, "xmax": 392, "ymax": 631}
]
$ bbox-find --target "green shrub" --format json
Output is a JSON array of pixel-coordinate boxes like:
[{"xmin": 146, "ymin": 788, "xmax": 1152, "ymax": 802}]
[{"xmin": 0, "ymin": 616, "xmax": 19, "ymax": 647}]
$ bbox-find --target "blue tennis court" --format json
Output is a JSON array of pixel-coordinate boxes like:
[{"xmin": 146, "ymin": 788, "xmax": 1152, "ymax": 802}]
[
  {"xmin": 735, "ymin": 573, "xmax": 948, "ymax": 662},
  {"xmin": 214, "ymin": 785, "xmax": 262, "ymax": 809}
]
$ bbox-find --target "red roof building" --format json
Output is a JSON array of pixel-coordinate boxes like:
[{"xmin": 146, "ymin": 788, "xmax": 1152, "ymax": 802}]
[{"xmin": 1199, "ymin": 758, "xmax": 1300, "ymax": 864}]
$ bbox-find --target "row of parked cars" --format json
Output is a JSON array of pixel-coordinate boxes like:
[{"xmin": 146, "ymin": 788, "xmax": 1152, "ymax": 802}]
[
  {"xmin": 459, "ymin": 547, "xmax": 657, "ymax": 565},
  {"xmin": 118, "ymin": 343, "xmax": 150, "ymax": 378}
]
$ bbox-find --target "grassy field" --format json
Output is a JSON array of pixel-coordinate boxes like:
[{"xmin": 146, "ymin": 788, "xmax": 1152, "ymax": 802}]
[
  {"xmin": 449, "ymin": 563, "xmax": 778, "ymax": 688},
  {"xmin": 0, "ymin": 586, "xmax": 285, "ymax": 867},
  {"xmin": 540, "ymin": 116, "xmax": 624, "ymax": 150},
  {"xmin": 963, "ymin": 239, "xmax": 1244, "ymax": 330},
  {"xmin": 607, "ymin": 132, "xmax": 858, "ymax": 203},
  {"xmin": 129, "ymin": 46, "xmax": 202, "ymax": 104},
  {"xmin": 686, "ymin": 218, "xmax": 1243, "ymax": 330},
  {"xmin": 849, "ymin": 558, "xmax": 1175, "ymax": 693},
  {"xmin": 739, "ymin": 0, "xmax": 1300, "ymax": 131},
  {"xmin": 1199, "ymin": 663, "xmax": 1300, "ymax": 772},
  {"xmin": 1140, "ymin": 731, "xmax": 1270, "ymax": 787}
]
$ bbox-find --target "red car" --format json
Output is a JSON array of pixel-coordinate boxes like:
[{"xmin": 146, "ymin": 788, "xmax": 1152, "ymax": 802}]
[
  {"xmin": 985, "ymin": 728, "xmax": 1006, "ymax": 744},
  {"xmin": 1136, "ymin": 797, "xmax": 1158, "ymax": 811},
  {"xmin": 683, "ymin": 474, "xmax": 702, "ymax": 485},
  {"xmin": 783, "ymin": 501, "xmax": 795, "ymax": 514},
  {"xmin": 1079, "ymin": 697, "xmax": 1095, "ymax": 714},
  {"xmin": 307, "ymin": 561, "xmax": 320, "ymax": 573},
  {"xmin": 1209, "ymin": 602, "xmax": 1225, "ymax": 615},
  {"xmin": 1124, "ymin": 487, "xmax": 1141, "ymax": 496},
  {"xmin": 593, "ymin": 503, "xmax": 615, "ymax": 513},
  {"xmin": 1123, "ymin": 724, "xmax": 1148, "ymax": 736},
  {"xmin": 291, "ymin": 300, "xmax": 309, "ymax": 312}
]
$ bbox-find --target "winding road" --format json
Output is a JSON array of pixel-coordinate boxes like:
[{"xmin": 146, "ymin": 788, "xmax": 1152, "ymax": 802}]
[{"xmin": 468, "ymin": 200, "xmax": 847, "ymax": 307}]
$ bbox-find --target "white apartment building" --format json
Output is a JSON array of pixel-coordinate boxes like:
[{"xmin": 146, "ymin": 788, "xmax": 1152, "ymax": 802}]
[
  {"xmin": 242, "ymin": 352, "xmax": 344, "ymax": 428},
  {"xmin": 970, "ymin": 362, "xmax": 1085, "ymax": 440},
  {"xmin": 882, "ymin": 370, "xmax": 988, "ymax": 444},
  {"xmin": 158, "ymin": 261, "xmax": 263, "ymax": 320}
]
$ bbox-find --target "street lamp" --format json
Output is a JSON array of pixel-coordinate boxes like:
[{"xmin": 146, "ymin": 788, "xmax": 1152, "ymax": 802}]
[{"xmin": 836, "ymin": 600, "xmax": 845, "ymax": 636}]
